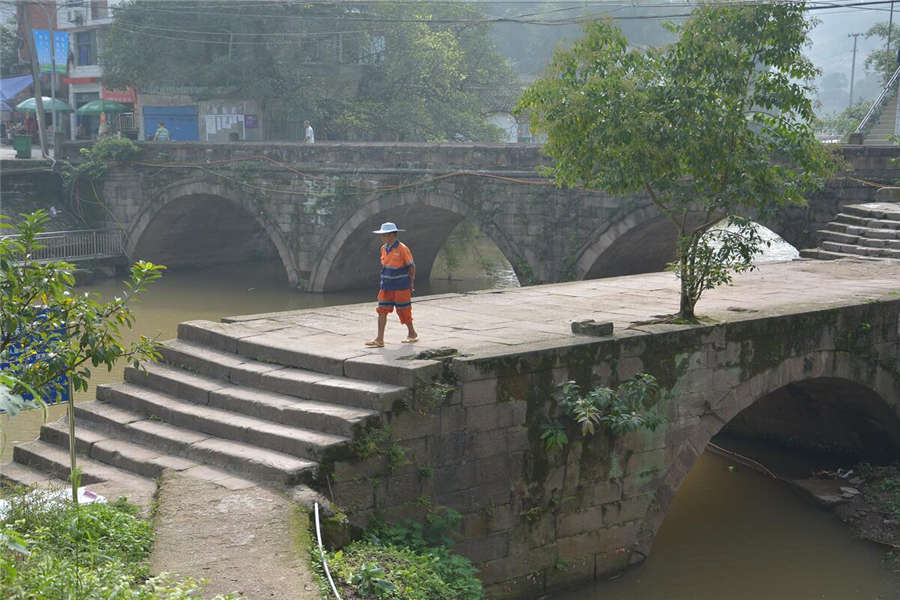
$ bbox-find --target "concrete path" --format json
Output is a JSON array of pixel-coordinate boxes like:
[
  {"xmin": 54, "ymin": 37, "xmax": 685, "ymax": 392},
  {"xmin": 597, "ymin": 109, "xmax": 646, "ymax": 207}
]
[
  {"xmin": 150, "ymin": 470, "xmax": 321, "ymax": 600},
  {"xmin": 219, "ymin": 258, "xmax": 900, "ymax": 365}
]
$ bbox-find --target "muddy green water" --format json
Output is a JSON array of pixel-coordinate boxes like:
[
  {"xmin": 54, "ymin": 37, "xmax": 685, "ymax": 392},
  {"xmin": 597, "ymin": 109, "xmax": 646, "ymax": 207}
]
[{"xmin": 2, "ymin": 262, "xmax": 898, "ymax": 599}]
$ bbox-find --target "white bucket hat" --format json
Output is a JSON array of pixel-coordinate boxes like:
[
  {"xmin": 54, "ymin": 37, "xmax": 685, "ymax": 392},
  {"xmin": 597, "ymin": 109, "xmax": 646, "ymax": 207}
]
[{"xmin": 372, "ymin": 222, "xmax": 405, "ymax": 234}]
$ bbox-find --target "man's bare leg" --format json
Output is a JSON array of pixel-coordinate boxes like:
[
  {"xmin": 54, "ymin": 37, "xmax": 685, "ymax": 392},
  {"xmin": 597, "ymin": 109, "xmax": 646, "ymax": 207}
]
[{"xmin": 375, "ymin": 313, "xmax": 388, "ymax": 343}]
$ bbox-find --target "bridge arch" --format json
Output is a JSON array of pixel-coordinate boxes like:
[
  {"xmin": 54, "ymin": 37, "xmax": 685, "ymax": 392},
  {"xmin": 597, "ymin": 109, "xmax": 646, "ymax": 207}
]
[
  {"xmin": 308, "ymin": 187, "xmax": 529, "ymax": 292},
  {"xmin": 637, "ymin": 350, "xmax": 900, "ymax": 556},
  {"xmin": 573, "ymin": 205, "xmax": 673, "ymax": 280},
  {"xmin": 124, "ymin": 179, "xmax": 300, "ymax": 283}
]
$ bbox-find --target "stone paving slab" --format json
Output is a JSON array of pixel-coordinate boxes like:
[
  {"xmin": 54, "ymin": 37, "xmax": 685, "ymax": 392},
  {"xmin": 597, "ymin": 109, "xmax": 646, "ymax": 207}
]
[
  {"xmin": 150, "ymin": 470, "xmax": 320, "ymax": 600},
  {"xmin": 207, "ymin": 259, "xmax": 900, "ymax": 368}
]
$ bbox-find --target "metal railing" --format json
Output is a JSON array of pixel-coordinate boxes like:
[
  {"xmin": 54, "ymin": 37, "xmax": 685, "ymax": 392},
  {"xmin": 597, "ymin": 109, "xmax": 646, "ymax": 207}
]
[
  {"xmin": 1, "ymin": 229, "xmax": 126, "ymax": 263},
  {"xmin": 855, "ymin": 64, "xmax": 900, "ymax": 134}
]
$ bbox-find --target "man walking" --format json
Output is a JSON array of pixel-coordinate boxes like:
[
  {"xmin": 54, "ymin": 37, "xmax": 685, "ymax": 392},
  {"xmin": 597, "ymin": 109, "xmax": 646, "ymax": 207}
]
[
  {"xmin": 304, "ymin": 120, "xmax": 315, "ymax": 143},
  {"xmin": 152, "ymin": 122, "xmax": 170, "ymax": 141},
  {"xmin": 366, "ymin": 222, "xmax": 418, "ymax": 347}
]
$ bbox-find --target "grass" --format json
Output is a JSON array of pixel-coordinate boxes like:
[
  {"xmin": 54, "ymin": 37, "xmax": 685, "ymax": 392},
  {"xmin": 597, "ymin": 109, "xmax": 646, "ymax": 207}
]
[{"xmin": 0, "ymin": 485, "xmax": 235, "ymax": 599}]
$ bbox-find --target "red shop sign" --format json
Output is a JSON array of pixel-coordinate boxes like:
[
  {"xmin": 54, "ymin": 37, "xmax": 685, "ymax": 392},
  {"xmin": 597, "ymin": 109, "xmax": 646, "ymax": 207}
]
[{"xmin": 101, "ymin": 86, "xmax": 136, "ymax": 103}]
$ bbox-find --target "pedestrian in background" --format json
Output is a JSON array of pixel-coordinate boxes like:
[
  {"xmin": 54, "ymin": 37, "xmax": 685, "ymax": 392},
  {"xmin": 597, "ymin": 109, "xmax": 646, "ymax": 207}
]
[
  {"xmin": 304, "ymin": 120, "xmax": 314, "ymax": 143},
  {"xmin": 152, "ymin": 121, "xmax": 170, "ymax": 141}
]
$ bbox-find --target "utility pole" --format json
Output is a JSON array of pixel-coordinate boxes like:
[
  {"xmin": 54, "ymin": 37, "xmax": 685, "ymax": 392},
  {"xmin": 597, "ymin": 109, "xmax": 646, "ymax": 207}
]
[
  {"xmin": 22, "ymin": 3, "xmax": 48, "ymax": 158},
  {"xmin": 850, "ymin": 32, "xmax": 862, "ymax": 108},
  {"xmin": 889, "ymin": 2, "xmax": 895, "ymax": 53}
]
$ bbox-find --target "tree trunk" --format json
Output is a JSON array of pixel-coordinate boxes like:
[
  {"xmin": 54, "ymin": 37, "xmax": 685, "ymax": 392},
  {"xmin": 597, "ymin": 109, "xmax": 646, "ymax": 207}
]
[{"xmin": 679, "ymin": 259, "xmax": 697, "ymax": 322}]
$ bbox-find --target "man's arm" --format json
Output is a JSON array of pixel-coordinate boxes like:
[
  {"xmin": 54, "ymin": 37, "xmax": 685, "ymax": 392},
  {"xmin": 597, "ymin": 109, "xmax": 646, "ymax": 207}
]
[{"xmin": 408, "ymin": 264, "xmax": 416, "ymax": 292}]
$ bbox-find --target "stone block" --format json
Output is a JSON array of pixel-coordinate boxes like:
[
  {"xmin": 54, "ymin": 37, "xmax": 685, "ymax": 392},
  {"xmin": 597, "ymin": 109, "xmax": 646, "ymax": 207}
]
[
  {"xmin": 454, "ymin": 532, "xmax": 510, "ymax": 564},
  {"xmin": 570, "ymin": 319, "xmax": 614, "ymax": 338},
  {"xmin": 479, "ymin": 557, "xmax": 546, "ymax": 595},
  {"xmin": 556, "ymin": 523, "xmax": 636, "ymax": 561},
  {"xmin": 332, "ymin": 478, "xmax": 374, "ymax": 512},
  {"xmin": 461, "ymin": 378, "xmax": 498, "ymax": 406},
  {"xmin": 604, "ymin": 494, "xmax": 652, "ymax": 524},
  {"xmin": 544, "ymin": 554, "xmax": 595, "ymax": 594},
  {"xmin": 476, "ymin": 454, "xmax": 514, "ymax": 486},
  {"xmin": 467, "ymin": 429, "xmax": 507, "ymax": 458},
  {"xmin": 389, "ymin": 411, "xmax": 439, "ymax": 441},
  {"xmin": 558, "ymin": 505, "xmax": 604, "ymax": 538},
  {"xmin": 439, "ymin": 405, "xmax": 466, "ymax": 434},
  {"xmin": 466, "ymin": 404, "xmax": 504, "ymax": 431},
  {"xmin": 433, "ymin": 431, "xmax": 467, "ymax": 465},
  {"xmin": 625, "ymin": 448, "xmax": 666, "ymax": 478},
  {"xmin": 506, "ymin": 427, "xmax": 530, "ymax": 453},
  {"xmin": 435, "ymin": 462, "xmax": 476, "ymax": 494}
]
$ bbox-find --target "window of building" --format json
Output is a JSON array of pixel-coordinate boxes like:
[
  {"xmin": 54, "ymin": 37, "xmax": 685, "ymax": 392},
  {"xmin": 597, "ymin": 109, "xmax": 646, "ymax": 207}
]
[
  {"xmin": 76, "ymin": 30, "xmax": 97, "ymax": 65},
  {"xmin": 90, "ymin": 1, "xmax": 109, "ymax": 20}
]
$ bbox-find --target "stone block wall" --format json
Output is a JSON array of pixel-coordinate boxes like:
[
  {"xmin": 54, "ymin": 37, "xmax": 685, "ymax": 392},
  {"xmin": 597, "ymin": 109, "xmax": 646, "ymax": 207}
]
[{"xmin": 328, "ymin": 299, "xmax": 900, "ymax": 598}]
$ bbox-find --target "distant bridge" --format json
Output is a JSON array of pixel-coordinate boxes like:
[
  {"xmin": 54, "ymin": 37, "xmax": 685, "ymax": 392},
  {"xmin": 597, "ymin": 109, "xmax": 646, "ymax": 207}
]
[{"xmin": 60, "ymin": 142, "xmax": 900, "ymax": 290}]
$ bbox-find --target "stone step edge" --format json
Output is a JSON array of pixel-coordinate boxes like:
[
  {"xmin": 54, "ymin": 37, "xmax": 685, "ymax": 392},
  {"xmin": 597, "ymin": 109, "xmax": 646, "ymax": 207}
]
[
  {"xmin": 821, "ymin": 241, "xmax": 900, "ymax": 258},
  {"xmin": 798, "ymin": 248, "xmax": 885, "ymax": 261},
  {"xmin": 0, "ymin": 460, "xmax": 68, "ymax": 489},
  {"xmin": 39, "ymin": 419, "xmax": 198, "ymax": 480},
  {"xmin": 156, "ymin": 339, "xmax": 394, "ymax": 422},
  {"xmin": 175, "ymin": 320, "xmax": 442, "ymax": 388},
  {"xmin": 97, "ymin": 382, "xmax": 350, "ymax": 462},
  {"xmin": 73, "ymin": 400, "xmax": 320, "ymax": 486},
  {"xmin": 126, "ymin": 360, "xmax": 408, "ymax": 413},
  {"xmin": 13, "ymin": 438, "xmax": 156, "ymax": 489},
  {"xmin": 833, "ymin": 214, "xmax": 900, "ymax": 229}
]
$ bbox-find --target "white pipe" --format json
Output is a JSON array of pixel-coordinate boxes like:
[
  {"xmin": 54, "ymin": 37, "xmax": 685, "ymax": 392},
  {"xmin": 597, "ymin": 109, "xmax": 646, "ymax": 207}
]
[{"xmin": 314, "ymin": 502, "xmax": 343, "ymax": 600}]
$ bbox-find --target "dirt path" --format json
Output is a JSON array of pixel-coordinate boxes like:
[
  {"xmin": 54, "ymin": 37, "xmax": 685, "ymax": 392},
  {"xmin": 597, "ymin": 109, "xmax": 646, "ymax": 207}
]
[{"xmin": 150, "ymin": 470, "xmax": 322, "ymax": 599}]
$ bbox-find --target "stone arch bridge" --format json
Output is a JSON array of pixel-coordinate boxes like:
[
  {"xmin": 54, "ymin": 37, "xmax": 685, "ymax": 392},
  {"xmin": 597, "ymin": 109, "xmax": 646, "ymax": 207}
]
[{"xmin": 64, "ymin": 142, "xmax": 896, "ymax": 290}]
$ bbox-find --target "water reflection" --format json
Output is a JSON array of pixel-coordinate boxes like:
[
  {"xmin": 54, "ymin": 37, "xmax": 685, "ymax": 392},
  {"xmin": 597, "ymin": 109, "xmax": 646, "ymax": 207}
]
[{"xmin": 558, "ymin": 452, "xmax": 898, "ymax": 600}]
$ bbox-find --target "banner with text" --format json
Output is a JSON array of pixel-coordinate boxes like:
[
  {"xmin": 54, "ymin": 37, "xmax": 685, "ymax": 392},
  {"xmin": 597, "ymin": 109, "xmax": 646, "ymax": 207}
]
[{"xmin": 33, "ymin": 30, "xmax": 69, "ymax": 73}]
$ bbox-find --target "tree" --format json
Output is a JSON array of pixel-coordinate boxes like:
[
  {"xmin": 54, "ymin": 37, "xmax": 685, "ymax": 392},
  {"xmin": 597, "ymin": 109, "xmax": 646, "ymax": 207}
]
[
  {"xmin": 865, "ymin": 22, "xmax": 900, "ymax": 84},
  {"xmin": 0, "ymin": 16, "xmax": 22, "ymax": 78},
  {"xmin": 817, "ymin": 99, "xmax": 871, "ymax": 141},
  {"xmin": 517, "ymin": 5, "xmax": 836, "ymax": 321},
  {"xmin": 0, "ymin": 211, "xmax": 164, "ymax": 503},
  {"xmin": 101, "ymin": 0, "xmax": 516, "ymax": 141}
]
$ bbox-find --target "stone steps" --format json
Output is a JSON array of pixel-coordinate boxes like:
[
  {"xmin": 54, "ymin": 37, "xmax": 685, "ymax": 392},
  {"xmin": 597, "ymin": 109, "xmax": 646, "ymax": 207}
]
[
  {"xmin": 13, "ymin": 438, "xmax": 156, "ymax": 493},
  {"xmin": 96, "ymin": 381, "xmax": 347, "ymax": 461},
  {"xmin": 154, "ymin": 340, "xmax": 407, "ymax": 411},
  {"xmin": 802, "ymin": 203, "xmax": 900, "ymax": 261},
  {"xmin": 4, "ymin": 320, "xmax": 412, "ymax": 496},
  {"xmin": 44, "ymin": 408, "xmax": 317, "ymax": 486}
]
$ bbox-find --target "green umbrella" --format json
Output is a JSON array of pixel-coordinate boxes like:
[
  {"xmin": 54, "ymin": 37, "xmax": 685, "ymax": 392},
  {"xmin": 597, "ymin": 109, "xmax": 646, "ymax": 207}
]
[
  {"xmin": 15, "ymin": 96, "xmax": 75, "ymax": 112},
  {"xmin": 76, "ymin": 99, "xmax": 128, "ymax": 115}
]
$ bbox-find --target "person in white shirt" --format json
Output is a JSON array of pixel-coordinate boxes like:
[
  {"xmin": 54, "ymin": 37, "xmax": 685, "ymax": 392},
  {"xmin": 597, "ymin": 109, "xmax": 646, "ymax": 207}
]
[{"xmin": 304, "ymin": 120, "xmax": 315, "ymax": 143}]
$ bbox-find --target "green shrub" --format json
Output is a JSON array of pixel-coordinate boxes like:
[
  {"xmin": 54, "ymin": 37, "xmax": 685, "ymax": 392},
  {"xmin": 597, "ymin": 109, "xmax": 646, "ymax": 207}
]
[
  {"xmin": 0, "ymin": 487, "xmax": 234, "ymax": 600},
  {"xmin": 316, "ymin": 510, "xmax": 483, "ymax": 600}
]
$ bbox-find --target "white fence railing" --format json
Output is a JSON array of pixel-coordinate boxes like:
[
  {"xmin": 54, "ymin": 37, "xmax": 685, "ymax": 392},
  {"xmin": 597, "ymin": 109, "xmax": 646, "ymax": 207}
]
[{"xmin": 2, "ymin": 229, "xmax": 126, "ymax": 263}]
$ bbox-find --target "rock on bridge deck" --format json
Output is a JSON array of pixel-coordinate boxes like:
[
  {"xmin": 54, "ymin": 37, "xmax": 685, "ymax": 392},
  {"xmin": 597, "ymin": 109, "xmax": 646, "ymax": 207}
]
[{"xmin": 5, "ymin": 258, "xmax": 900, "ymax": 599}]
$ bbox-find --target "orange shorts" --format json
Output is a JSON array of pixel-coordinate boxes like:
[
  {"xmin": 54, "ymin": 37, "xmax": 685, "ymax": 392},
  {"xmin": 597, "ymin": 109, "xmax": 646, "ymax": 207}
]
[{"xmin": 376, "ymin": 289, "xmax": 412, "ymax": 324}]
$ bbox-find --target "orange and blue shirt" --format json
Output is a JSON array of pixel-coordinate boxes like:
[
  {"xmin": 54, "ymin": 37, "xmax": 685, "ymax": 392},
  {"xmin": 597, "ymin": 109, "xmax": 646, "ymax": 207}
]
[{"xmin": 380, "ymin": 240, "xmax": 414, "ymax": 291}]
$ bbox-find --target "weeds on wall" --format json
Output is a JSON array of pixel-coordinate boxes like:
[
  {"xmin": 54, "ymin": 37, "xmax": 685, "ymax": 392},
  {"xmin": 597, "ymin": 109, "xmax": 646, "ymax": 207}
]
[
  {"xmin": 60, "ymin": 137, "xmax": 141, "ymax": 226},
  {"xmin": 540, "ymin": 373, "xmax": 664, "ymax": 452}
]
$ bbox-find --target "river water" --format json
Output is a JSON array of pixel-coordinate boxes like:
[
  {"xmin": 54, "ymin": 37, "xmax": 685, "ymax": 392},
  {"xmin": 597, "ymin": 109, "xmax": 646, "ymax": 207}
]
[{"xmin": 2, "ymin": 259, "xmax": 898, "ymax": 598}]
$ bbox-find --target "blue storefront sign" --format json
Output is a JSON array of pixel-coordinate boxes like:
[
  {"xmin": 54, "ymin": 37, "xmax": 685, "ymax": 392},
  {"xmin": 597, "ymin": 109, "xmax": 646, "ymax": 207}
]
[{"xmin": 0, "ymin": 309, "xmax": 69, "ymax": 410}]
